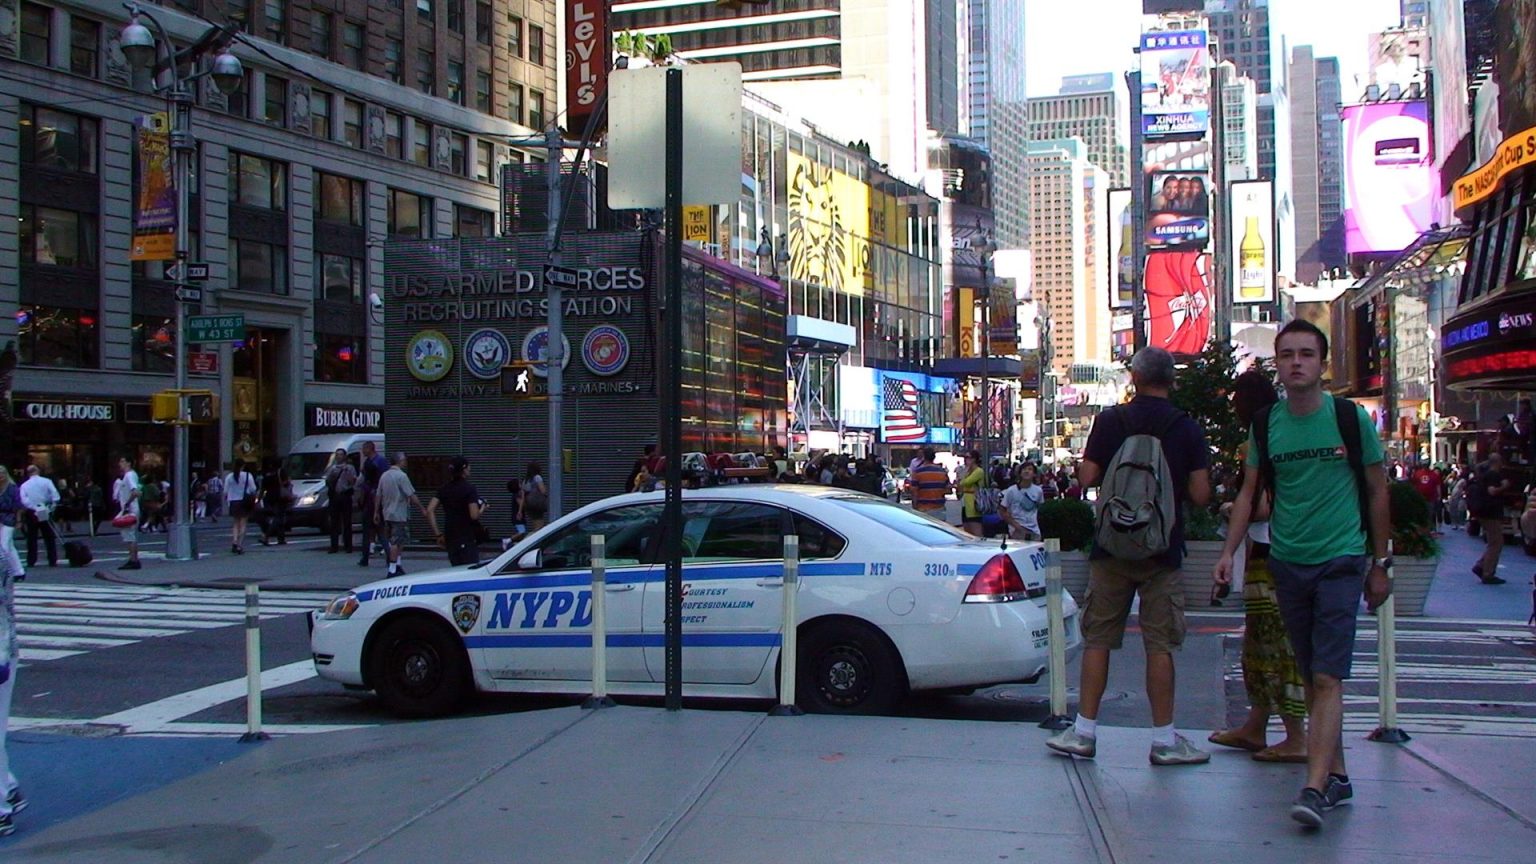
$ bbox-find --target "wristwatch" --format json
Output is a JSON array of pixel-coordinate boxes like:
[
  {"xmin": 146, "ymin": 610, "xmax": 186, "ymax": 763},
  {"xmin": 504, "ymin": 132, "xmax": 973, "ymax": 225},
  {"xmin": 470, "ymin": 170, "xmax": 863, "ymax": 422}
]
[{"xmin": 1372, "ymin": 556, "xmax": 1393, "ymax": 570}]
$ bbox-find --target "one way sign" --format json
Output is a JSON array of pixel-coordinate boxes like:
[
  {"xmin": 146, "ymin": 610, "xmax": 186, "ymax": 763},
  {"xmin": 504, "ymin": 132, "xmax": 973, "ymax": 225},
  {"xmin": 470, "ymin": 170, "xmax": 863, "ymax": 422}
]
[{"xmin": 166, "ymin": 261, "xmax": 211, "ymax": 282}]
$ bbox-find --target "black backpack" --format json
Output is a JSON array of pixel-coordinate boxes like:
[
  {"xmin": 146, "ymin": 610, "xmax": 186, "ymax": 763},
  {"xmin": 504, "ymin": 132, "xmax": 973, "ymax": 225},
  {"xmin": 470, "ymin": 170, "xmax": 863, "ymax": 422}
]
[{"xmin": 1252, "ymin": 395, "xmax": 1371, "ymax": 534}]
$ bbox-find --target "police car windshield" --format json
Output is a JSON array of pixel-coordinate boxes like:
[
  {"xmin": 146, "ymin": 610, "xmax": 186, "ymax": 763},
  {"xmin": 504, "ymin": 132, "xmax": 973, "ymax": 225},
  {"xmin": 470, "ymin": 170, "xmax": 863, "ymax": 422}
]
[{"xmin": 827, "ymin": 495, "xmax": 975, "ymax": 546}]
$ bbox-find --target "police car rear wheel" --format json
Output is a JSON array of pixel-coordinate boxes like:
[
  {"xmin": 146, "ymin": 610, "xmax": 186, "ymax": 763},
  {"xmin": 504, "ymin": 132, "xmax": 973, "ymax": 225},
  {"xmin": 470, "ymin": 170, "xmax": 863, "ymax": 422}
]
[
  {"xmin": 370, "ymin": 616, "xmax": 469, "ymax": 717},
  {"xmin": 798, "ymin": 621, "xmax": 904, "ymax": 715}
]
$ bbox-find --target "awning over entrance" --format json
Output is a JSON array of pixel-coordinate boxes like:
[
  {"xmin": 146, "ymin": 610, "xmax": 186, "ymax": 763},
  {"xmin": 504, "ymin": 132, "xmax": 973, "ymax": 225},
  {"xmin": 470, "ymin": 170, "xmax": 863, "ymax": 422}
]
[{"xmin": 1348, "ymin": 224, "xmax": 1471, "ymax": 308}]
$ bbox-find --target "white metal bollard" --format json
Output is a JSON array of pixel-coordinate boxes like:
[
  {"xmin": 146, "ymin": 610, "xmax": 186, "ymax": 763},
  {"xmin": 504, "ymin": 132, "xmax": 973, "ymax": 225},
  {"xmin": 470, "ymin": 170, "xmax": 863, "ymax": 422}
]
[
  {"xmin": 583, "ymin": 535, "xmax": 615, "ymax": 709},
  {"xmin": 770, "ymin": 534, "xmax": 804, "ymax": 716},
  {"xmin": 239, "ymin": 583, "xmax": 269, "ymax": 742},
  {"xmin": 1039, "ymin": 538, "xmax": 1072, "ymax": 730},
  {"xmin": 1369, "ymin": 542, "xmax": 1409, "ymax": 742}
]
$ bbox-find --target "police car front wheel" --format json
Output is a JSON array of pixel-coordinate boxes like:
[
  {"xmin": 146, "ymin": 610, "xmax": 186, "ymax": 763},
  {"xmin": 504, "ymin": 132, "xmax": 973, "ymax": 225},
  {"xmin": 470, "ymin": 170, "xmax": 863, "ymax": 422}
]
[
  {"xmin": 797, "ymin": 621, "xmax": 905, "ymax": 715},
  {"xmin": 368, "ymin": 615, "xmax": 471, "ymax": 718}
]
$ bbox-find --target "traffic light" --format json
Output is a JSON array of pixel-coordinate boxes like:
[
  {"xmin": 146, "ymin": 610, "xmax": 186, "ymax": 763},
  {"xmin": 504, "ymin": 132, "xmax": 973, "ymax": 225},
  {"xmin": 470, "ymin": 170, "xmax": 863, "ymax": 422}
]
[
  {"xmin": 151, "ymin": 392, "xmax": 180, "ymax": 422},
  {"xmin": 150, "ymin": 389, "xmax": 219, "ymax": 423},
  {"xmin": 501, "ymin": 361, "xmax": 544, "ymax": 400},
  {"xmin": 185, "ymin": 391, "xmax": 218, "ymax": 423}
]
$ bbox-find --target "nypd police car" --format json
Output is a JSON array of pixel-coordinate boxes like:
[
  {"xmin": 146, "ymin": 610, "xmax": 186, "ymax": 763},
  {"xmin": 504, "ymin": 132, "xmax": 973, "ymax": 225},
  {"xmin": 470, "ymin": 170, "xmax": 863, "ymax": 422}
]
[{"xmin": 310, "ymin": 485, "xmax": 1080, "ymax": 717}]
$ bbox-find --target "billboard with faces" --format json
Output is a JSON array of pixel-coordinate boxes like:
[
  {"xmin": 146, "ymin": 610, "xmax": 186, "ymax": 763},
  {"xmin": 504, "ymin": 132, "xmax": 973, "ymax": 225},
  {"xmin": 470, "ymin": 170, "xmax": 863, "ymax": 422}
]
[
  {"xmin": 1140, "ymin": 29, "xmax": 1211, "ymax": 138},
  {"xmin": 1146, "ymin": 171, "xmax": 1211, "ymax": 249}
]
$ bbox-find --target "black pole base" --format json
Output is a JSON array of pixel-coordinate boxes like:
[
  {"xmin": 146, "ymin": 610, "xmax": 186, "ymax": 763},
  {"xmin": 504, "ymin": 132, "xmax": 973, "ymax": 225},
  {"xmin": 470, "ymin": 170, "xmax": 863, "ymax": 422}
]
[
  {"xmin": 238, "ymin": 731, "xmax": 271, "ymax": 743},
  {"xmin": 1368, "ymin": 726, "xmax": 1411, "ymax": 743},
  {"xmin": 1038, "ymin": 714, "xmax": 1073, "ymax": 731},
  {"xmin": 581, "ymin": 695, "xmax": 617, "ymax": 710},
  {"xmin": 768, "ymin": 703, "xmax": 805, "ymax": 717}
]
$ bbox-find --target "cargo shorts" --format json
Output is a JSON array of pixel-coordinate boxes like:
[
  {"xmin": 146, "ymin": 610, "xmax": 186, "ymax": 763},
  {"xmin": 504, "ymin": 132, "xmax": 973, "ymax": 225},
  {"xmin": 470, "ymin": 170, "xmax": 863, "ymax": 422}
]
[{"xmin": 1079, "ymin": 556, "xmax": 1186, "ymax": 654}]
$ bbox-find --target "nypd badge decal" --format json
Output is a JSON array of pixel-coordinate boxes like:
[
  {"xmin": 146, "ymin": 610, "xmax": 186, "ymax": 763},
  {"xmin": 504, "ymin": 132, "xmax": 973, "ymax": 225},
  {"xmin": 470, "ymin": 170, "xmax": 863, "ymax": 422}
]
[{"xmin": 452, "ymin": 593, "xmax": 482, "ymax": 634}]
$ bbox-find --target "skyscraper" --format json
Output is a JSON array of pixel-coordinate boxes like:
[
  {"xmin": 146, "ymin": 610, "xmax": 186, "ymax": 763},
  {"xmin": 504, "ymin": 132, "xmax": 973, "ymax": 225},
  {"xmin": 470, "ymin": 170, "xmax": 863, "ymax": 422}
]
[
  {"xmin": 1026, "ymin": 76, "xmax": 1130, "ymax": 188},
  {"xmin": 611, "ymin": 0, "xmax": 843, "ymax": 80},
  {"xmin": 1203, "ymin": 0, "xmax": 1280, "ymax": 179},
  {"xmin": 1290, "ymin": 46, "xmax": 1347, "ymax": 284},
  {"xmin": 1218, "ymin": 62, "xmax": 1259, "ymax": 181},
  {"xmin": 1027, "ymin": 138, "xmax": 1103, "ymax": 372},
  {"xmin": 964, "ymin": 0, "xmax": 1028, "ymax": 246}
]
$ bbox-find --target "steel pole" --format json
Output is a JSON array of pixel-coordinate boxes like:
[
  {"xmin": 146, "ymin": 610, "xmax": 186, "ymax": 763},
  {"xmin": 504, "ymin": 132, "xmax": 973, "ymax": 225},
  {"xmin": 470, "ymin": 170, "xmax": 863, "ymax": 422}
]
[
  {"xmin": 662, "ymin": 68, "xmax": 685, "ymax": 711},
  {"xmin": 980, "ymin": 259, "xmax": 990, "ymax": 468},
  {"xmin": 166, "ymin": 78, "xmax": 196, "ymax": 560},
  {"xmin": 544, "ymin": 123, "xmax": 565, "ymax": 521},
  {"xmin": 1127, "ymin": 67, "xmax": 1147, "ymax": 352}
]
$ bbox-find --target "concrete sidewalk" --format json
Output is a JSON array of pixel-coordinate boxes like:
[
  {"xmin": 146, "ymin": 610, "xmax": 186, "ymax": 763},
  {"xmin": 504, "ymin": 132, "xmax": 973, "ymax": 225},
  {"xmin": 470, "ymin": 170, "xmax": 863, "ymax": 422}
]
[{"xmin": 3, "ymin": 705, "xmax": 1532, "ymax": 863}]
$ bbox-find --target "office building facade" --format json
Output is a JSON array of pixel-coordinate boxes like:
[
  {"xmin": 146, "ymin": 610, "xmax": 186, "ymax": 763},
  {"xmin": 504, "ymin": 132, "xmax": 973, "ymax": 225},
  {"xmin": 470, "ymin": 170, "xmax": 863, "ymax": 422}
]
[
  {"xmin": 1027, "ymin": 138, "xmax": 1103, "ymax": 373},
  {"xmin": 1290, "ymin": 45, "xmax": 1346, "ymax": 284},
  {"xmin": 1026, "ymin": 77, "xmax": 1129, "ymax": 188},
  {"xmin": 962, "ymin": 0, "xmax": 1027, "ymax": 246}
]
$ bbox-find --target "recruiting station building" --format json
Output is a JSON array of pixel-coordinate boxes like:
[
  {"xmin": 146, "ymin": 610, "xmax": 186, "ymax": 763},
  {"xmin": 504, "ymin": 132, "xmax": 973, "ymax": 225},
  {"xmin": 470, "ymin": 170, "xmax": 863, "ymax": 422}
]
[{"xmin": 382, "ymin": 232, "xmax": 785, "ymax": 537}]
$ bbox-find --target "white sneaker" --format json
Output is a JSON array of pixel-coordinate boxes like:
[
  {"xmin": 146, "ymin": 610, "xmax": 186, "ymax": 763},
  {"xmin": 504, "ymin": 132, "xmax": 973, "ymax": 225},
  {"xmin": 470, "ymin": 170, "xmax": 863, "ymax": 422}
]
[
  {"xmin": 1149, "ymin": 734, "xmax": 1210, "ymax": 766},
  {"xmin": 1046, "ymin": 727, "xmax": 1097, "ymax": 759}
]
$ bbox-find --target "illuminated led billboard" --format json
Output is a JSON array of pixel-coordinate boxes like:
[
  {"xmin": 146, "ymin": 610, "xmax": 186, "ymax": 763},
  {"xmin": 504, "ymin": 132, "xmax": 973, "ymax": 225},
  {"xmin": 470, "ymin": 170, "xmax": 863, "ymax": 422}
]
[{"xmin": 1343, "ymin": 101, "xmax": 1437, "ymax": 254}]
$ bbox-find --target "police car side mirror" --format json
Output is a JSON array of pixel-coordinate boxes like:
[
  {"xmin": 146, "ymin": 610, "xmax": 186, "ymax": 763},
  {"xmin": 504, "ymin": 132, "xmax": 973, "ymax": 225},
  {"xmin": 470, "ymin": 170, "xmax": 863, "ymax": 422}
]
[{"xmin": 517, "ymin": 549, "xmax": 542, "ymax": 570}]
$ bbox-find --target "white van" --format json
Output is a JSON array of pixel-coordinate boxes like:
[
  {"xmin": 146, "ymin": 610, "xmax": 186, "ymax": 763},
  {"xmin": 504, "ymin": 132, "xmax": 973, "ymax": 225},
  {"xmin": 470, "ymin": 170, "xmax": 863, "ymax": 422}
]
[{"xmin": 284, "ymin": 433, "xmax": 385, "ymax": 531}]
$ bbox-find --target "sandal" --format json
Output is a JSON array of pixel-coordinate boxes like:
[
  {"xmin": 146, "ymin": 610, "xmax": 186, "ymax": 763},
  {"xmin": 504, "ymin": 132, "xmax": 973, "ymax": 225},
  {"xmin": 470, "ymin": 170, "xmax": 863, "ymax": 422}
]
[
  {"xmin": 1252, "ymin": 747, "xmax": 1309, "ymax": 763},
  {"xmin": 1207, "ymin": 730, "xmax": 1266, "ymax": 752}
]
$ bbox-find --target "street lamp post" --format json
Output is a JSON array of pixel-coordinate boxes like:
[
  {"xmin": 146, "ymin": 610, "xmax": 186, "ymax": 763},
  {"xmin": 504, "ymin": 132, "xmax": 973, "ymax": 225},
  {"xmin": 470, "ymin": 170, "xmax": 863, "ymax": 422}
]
[{"xmin": 120, "ymin": 3, "xmax": 242, "ymax": 561}]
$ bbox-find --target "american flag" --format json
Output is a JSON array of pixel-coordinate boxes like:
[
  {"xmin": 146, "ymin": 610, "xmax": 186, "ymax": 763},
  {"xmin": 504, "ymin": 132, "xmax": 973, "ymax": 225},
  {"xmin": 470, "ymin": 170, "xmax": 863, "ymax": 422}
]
[{"xmin": 883, "ymin": 378, "xmax": 927, "ymax": 442}]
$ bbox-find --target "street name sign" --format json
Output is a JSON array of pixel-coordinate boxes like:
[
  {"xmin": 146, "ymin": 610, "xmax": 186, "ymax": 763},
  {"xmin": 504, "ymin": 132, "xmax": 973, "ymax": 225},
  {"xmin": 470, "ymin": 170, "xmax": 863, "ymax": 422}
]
[{"xmin": 187, "ymin": 314, "xmax": 245, "ymax": 343}]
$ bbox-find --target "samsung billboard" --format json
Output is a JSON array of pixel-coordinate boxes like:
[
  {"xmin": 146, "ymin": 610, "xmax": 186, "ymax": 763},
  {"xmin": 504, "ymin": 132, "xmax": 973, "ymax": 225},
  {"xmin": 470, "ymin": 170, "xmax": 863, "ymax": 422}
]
[{"xmin": 1343, "ymin": 101, "xmax": 1437, "ymax": 254}]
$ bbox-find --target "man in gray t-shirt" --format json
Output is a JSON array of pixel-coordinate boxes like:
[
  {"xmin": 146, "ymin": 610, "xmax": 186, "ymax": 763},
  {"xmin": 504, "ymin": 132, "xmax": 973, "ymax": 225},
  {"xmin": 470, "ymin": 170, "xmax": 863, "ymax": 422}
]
[{"xmin": 374, "ymin": 453, "xmax": 427, "ymax": 577}]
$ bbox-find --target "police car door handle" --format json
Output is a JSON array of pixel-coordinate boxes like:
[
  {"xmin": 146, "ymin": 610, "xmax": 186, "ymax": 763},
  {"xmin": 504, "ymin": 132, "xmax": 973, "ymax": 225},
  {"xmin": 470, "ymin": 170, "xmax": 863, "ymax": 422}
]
[
  {"xmin": 755, "ymin": 578, "xmax": 784, "ymax": 587},
  {"xmin": 605, "ymin": 583, "xmax": 636, "ymax": 592}
]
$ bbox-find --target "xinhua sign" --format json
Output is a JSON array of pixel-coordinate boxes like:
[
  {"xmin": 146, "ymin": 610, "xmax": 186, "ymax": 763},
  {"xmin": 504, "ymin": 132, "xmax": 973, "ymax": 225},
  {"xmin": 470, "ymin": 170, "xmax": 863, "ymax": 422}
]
[{"xmin": 187, "ymin": 314, "xmax": 245, "ymax": 343}]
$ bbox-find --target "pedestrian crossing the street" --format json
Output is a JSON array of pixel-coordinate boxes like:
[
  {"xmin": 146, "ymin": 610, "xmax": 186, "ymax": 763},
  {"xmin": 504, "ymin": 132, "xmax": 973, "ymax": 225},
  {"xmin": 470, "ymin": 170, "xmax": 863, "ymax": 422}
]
[{"xmin": 12, "ymin": 584, "xmax": 336, "ymax": 664}]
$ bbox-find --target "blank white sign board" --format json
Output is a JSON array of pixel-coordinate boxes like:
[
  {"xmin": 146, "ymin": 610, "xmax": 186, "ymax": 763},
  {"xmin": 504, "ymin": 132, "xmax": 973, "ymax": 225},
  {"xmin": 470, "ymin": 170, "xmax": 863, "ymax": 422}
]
[{"xmin": 606, "ymin": 63, "xmax": 743, "ymax": 209}]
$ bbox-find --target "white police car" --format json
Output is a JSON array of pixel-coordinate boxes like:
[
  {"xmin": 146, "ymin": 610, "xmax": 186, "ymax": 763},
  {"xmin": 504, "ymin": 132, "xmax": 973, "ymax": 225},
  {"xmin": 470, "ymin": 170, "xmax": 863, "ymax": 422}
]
[{"xmin": 310, "ymin": 485, "xmax": 1080, "ymax": 717}]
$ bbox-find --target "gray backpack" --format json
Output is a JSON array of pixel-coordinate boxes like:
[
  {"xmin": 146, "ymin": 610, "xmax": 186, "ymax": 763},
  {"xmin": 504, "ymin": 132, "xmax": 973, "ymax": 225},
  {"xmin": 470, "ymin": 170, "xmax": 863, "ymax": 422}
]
[{"xmin": 1093, "ymin": 407, "xmax": 1182, "ymax": 560}]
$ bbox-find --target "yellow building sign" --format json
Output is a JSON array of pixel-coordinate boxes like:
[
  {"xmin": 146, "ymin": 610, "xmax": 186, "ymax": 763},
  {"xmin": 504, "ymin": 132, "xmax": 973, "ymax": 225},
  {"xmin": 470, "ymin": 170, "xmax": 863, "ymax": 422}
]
[
  {"xmin": 787, "ymin": 153, "xmax": 871, "ymax": 295},
  {"xmin": 682, "ymin": 205, "xmax": 711, "ymax": 243}
]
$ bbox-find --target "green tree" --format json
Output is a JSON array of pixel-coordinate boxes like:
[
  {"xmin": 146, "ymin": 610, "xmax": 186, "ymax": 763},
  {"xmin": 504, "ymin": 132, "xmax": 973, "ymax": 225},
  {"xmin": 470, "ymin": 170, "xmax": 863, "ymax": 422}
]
[{"xmin": 1168, "ymin": 342, "xmax": 1249, "ymax": 475}]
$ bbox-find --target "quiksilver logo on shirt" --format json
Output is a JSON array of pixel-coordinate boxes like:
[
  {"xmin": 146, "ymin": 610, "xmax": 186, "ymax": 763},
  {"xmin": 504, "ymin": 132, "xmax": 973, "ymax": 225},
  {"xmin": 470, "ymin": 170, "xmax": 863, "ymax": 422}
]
[{"xmin": 1272, "ymin": 447, "xmax": 1345, "ymax": 464}]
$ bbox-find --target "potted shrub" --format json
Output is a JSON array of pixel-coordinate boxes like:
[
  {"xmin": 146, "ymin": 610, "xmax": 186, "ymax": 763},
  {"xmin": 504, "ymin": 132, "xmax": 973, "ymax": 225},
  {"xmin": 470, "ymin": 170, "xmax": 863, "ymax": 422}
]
[
  {"xmin": 1039, "ymin": 497, "xmax": 1095, "ymax": 603},
  {"xmin": 1388, "ymin": 481, "xmax": 1440, "ymax": 616}
]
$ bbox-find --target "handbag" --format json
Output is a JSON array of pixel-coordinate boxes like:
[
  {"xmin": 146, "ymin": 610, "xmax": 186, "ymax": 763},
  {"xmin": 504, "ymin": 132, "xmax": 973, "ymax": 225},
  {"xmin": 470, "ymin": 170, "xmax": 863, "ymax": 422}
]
[{"xmin": 111, "ymin": 512, "xmax": 138, "ymax": 528}]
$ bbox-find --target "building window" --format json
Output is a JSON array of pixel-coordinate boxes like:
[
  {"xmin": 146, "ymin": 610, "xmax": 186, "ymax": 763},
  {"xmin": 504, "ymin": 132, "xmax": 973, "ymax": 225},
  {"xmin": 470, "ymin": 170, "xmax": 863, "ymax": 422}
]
[
  {"xmin": 20, "ymin": 2, "xmax": 49, "ymax": 66},
  {"xmin": 454, "ymin": 204, "xmax": 493, "ymax": 237},
  {"xmin": 263, "ymin": 75, "xmax": 287, "ymax": 127},
  {"xmin": 508, "ymin": 84, "xmax": 523, "ymax": 124},
  {"xmin": 310, "ymin": 11, "xmax": 331, "ymax": 58},
  {"xmin": 475, "ymin": 1, "xmax": 492, "ymax": 45},
  {"xmin": 417, "ymin": 0, "xmax": 433, "ymax": 23},
  {"xmin": 131, "ymin": 315, "xmax": 176, "ymax": 373},
  {"xmin": 316, "ymin": 173, "xmax": 364, "ymax": 225},
  {"xmin": 384, "ymin": 39, "xmax": 403, "ymax": 83},
  {"xmin": 70, "ymin": 17, "xmax": 100, "ymax": 77},
  {"xmin": 475, "ymin": 140, "xmax": 494, "ymax": 182},
  {"xmin": 19, "ymin": 105, "xmax": 99, "ymax": 173},
  {"xmin": 225, "ymin": 69, "xmax": 252, "ymax": 118},
  {"xmin": 385, "ymin": 112, "xmax": 403, "ymax": 158},
  {"xmin": 315, "ymin": 252, "xmax": 364, "ymax": 302},
  {"xmin": 341, "ymin": 20, "xmax": 364, "ymax": 70},
  {"xmin": 475, "ymin": 70, "xmax": 491, "ymax": 113},
  {"xmin": 18, "ymin": 305, "xmax": 100, "ymax": 369},
  {"xmin": 231, "ymin": 239, "xmax": 288, "ymax": 294},
  {"xmin": 343, "ymin": 99, "xmax": 362, "ymax": 147},
  {"xmin": 447, "ymin": 0, "xmax": 463, "ymax": 33},
  {"xmin": 413, "ymin": 122, "xmax": 431, "ymax": 165},
  {"xmin": 447, "ymin": 61, "xmax": 465, "ymax": 105},
  {"xmin": 311, "ymin": 88, "xmax": 331, "ymax": 139},
  {"xmin": 528, "ymin": 90, "xmax": 544, "ymax": 129},
  {"xmin": 417, "ymin": 49, "xmax": 434, "ymax": 95},
  {"xmin": 527, "ymin": 24, "xmax": 543, "ymax": 65},
  {"xmin": 315, "ymin": 333, "xmax": 366, "ymax": 384},
  {"xmin": 449, "ymin": 132, "xmax": 467, "ymax": 175},
  {"xmin": 262, "ymin": 0, "xmax": 285, "ymax": 44},
  {"xmin": 507, "ymin": 14, "xmax": 522, "ymax": 56},
  {"xmin": 19, "ymin": 205, "xmax": 97, "ymax": 268},
  {"xmin": 228, "ymin": 151, "xmax": 287, "ymax": 210},
  {"xmin": 388, "ymin": 189, "xmax": 430, "ymax": 237}
]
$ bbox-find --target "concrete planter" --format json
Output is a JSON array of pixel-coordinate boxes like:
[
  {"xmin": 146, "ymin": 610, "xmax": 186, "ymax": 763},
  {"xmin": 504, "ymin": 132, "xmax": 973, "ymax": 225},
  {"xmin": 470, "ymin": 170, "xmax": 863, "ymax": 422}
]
[
  {"xmin": 1057, "ymin": 550, "xmax": 1091, "ymax": 605},
  {"xmin": 1180, "ymin": 541, "xmax": 1229, "ymax": 610},
  {"xmin": 1390, "ymin": 556, "xmax": 1438, "ymax": 617}
]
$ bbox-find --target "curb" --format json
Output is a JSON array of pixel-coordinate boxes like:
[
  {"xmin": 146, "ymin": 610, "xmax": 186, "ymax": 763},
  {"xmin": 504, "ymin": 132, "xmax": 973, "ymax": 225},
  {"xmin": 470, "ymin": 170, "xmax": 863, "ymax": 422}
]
[{"xmin": 92, "ymin": 569, "xmax": 355, "ymax": 593}]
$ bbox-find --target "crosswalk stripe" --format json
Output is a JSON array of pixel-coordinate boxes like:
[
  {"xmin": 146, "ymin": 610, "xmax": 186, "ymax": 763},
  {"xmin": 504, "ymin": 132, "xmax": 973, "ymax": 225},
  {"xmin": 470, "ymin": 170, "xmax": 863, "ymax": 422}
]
[{"xmin": 12, "ymin": 583, "xmax": 332, "ymax": 665}]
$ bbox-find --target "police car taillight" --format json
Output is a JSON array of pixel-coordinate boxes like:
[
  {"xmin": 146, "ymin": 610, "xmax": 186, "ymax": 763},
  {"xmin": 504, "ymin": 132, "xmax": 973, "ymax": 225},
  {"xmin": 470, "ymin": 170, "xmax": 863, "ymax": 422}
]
[{"xmin": 963, "ymin": 555, "xmax": 1027, "ymax": 603}]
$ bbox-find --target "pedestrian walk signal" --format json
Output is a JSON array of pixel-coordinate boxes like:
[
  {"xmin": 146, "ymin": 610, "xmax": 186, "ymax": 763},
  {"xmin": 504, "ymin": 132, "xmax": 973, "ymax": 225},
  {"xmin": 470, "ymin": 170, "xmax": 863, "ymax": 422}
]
[{"xmin": 501, "ymin": 361, "xmax": 545, "ymax": 400}]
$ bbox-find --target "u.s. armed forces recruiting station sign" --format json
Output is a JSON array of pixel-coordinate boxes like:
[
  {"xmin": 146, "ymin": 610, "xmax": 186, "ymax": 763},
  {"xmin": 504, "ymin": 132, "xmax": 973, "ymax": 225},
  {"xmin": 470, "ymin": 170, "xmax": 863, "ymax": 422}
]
[{"xmin": 384, "ymin": 234, "xmax": 654, "ymax": 401}]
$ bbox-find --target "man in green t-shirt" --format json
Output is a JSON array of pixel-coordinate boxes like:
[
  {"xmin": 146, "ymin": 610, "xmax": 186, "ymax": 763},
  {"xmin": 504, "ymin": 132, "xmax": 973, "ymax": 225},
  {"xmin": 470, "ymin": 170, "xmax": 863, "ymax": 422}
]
[{"xmin": 1214, "ymin": 319, "xmax": 1391, "ymax": 831}]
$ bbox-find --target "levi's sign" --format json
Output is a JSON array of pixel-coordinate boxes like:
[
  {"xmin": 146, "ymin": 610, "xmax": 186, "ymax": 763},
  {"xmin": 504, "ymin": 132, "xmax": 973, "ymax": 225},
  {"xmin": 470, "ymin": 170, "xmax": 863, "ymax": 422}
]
[{"xmin": 564, "ymin": 0, "xmax": 607, "ymax": 135}]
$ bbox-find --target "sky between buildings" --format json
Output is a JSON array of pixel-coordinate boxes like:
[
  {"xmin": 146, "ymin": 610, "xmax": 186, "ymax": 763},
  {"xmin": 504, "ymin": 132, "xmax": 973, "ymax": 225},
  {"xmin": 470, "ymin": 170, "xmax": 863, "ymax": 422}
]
[{"xmin": 1025, "ymin": 0, "xmax": 1406, "ymax": 99}]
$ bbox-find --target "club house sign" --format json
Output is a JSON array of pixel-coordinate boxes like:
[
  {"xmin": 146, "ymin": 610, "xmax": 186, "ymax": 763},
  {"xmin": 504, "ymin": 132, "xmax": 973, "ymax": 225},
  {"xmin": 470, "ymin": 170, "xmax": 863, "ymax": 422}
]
[
  {"xmin": 386, "ymin": 266, "xmax": 647, "ymax": 323},
  {"xmin": 17, "ymin": 400, "xmax": 115, "ymax": 422}
]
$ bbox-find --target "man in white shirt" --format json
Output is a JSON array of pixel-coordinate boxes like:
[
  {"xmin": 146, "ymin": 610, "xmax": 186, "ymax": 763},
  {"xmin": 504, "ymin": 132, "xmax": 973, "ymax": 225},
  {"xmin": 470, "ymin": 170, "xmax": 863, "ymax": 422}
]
[
  {"xmin": 112, "ymin": 457, "xmax": 142, "ymax": 570},
  {"xmin": 1001, "ymin": 463, "xmax": 1045, "ymax": 541},
  {"xmin": 18, "ymin": 467, "xmax": 60, "ymax": 568}
]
